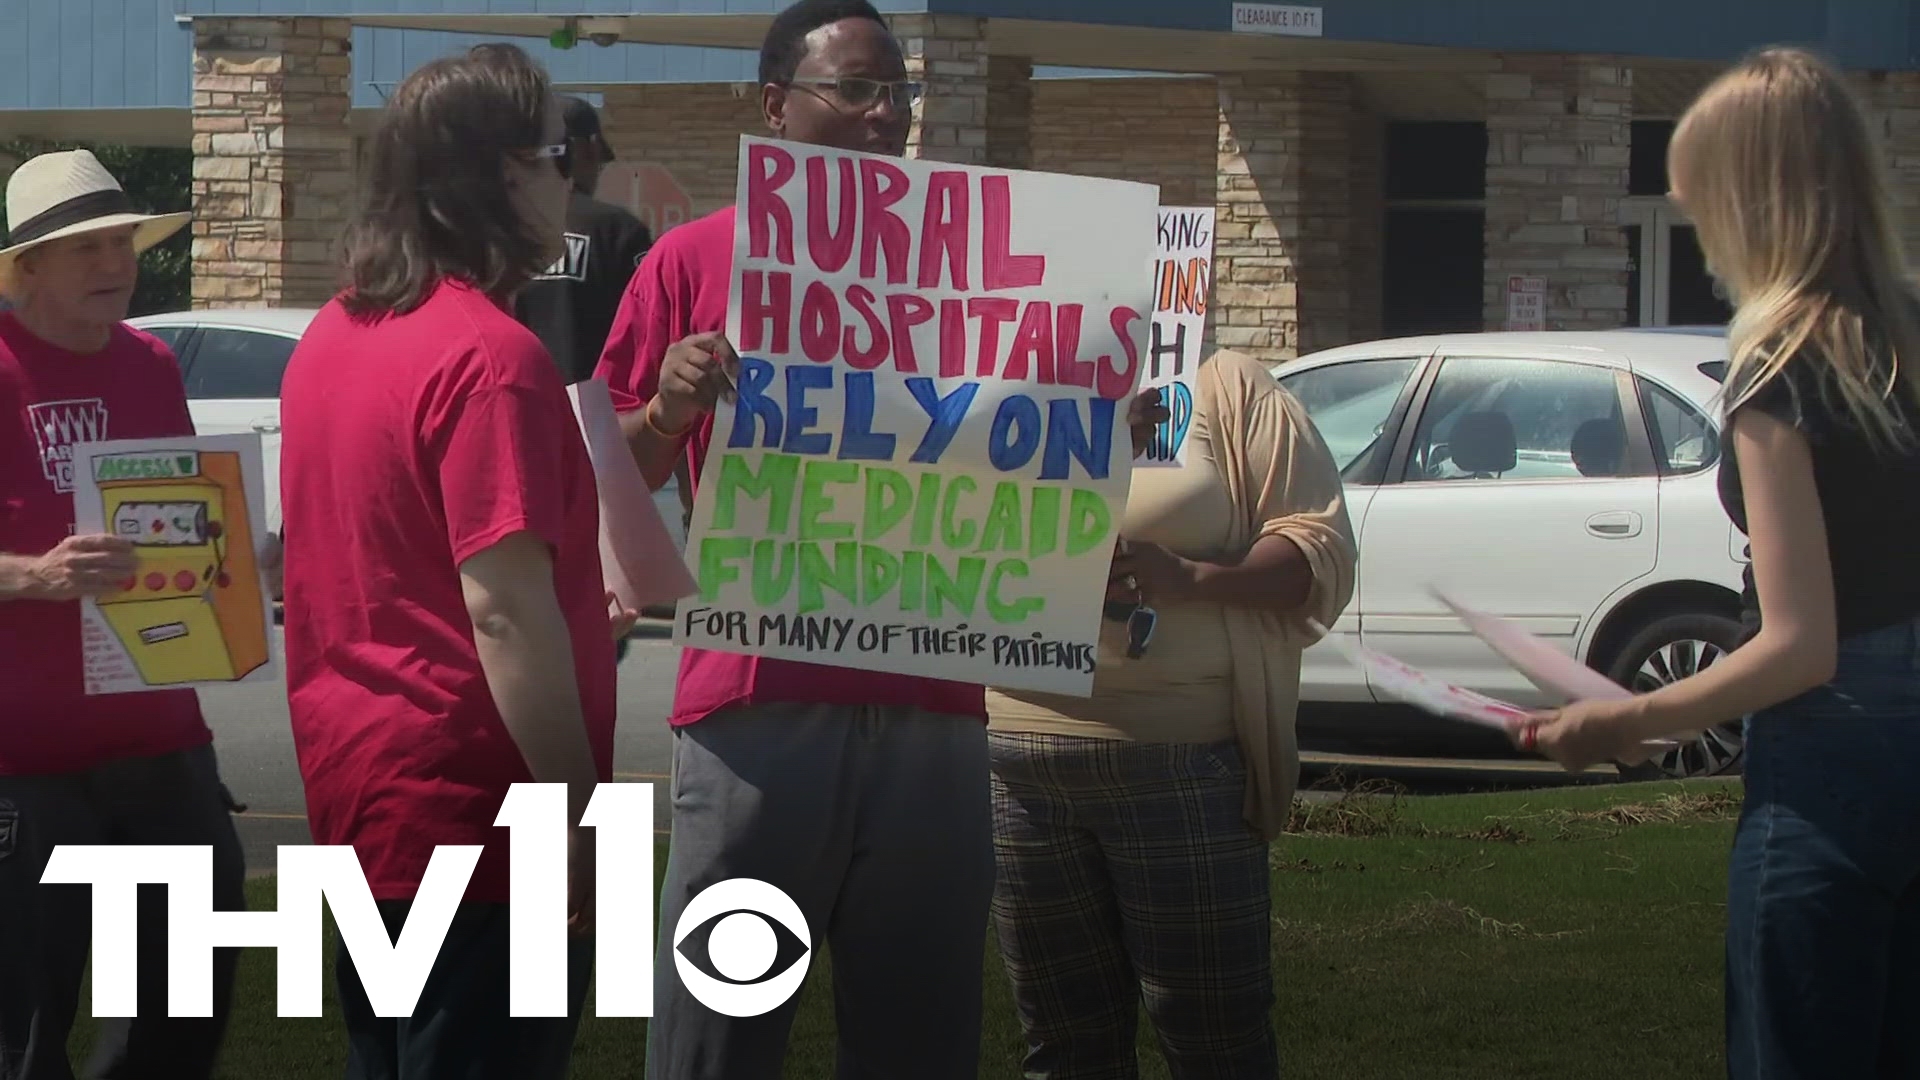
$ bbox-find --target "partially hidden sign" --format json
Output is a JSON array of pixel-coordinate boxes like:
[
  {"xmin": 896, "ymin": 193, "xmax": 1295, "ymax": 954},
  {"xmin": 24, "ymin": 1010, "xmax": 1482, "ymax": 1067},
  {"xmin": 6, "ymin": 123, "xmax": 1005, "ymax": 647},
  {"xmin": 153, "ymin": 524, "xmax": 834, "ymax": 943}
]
[
  {"xmin": 1142, "ymin": 206, "xmax": 1214, "ymax": 466},
  {"xmin": 675, "ymin": 135, "xmax": 1160, "ymax": 695}
]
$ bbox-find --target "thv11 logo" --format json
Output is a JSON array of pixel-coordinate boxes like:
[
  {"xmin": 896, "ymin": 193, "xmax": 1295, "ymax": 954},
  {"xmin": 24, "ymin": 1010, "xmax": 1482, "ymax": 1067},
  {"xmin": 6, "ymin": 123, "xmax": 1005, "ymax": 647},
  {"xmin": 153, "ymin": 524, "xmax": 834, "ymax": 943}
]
[{"xmin": 42, "ymin": 783, "xmax": 810, "ymax": 1019}]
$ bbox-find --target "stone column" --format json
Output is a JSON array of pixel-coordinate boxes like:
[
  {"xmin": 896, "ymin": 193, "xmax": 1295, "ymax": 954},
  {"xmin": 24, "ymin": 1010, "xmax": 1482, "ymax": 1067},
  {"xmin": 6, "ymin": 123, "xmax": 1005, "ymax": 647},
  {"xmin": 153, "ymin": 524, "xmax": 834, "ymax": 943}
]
[
  {"xmin": 1482, "ymin": 56, "xmax": 1632, "ymax": 331},
  {"xmin": 985, "ymin": 55, "xmax": 1033, "ymax": 171},
  {"xmin": 890, "ymin": 15, "xmax": 989, "ymax": 165},
  {"xmin": 1214, "ymin": 72, "xmax": 1357, "ymax": 365},
  {"xmin": 190, "ymin": 17, "xmax": 354, "ymax": 309}
]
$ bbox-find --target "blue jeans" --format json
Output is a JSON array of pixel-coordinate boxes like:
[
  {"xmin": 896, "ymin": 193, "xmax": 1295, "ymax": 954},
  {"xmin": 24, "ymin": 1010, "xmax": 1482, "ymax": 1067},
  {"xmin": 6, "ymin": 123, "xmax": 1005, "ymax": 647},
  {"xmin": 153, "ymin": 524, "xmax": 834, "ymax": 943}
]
[{"xmin": 1727, "ymin": 616, "xmax": 1920, "ymax": 1079}]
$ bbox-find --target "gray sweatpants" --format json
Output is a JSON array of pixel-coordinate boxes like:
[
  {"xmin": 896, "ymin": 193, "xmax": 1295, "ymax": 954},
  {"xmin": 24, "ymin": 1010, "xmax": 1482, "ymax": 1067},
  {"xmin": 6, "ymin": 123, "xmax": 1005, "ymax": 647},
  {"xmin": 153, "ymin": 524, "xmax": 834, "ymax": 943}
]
[{"xmin": 646, "ymin": 702, "xmax": 993, "ymax": 1080}]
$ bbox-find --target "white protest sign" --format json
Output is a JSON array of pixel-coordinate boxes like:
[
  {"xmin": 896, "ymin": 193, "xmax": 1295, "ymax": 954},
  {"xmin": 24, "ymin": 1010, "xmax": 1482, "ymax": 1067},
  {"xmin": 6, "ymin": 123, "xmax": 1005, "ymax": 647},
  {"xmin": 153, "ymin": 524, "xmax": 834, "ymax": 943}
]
[
  {"xmin": 567, "ymin": 379, "xmax": 698, "ymax": 612},
  {"xmin": 1141, "ymin": 206, "xmax": 1214, "ymax": 466},
  {"xmin": 674, "ymin": 135, "xmax": 1160, "ymax": 695},
  {"xmin": 68, "ymin": 434, "xmax": 278, "ymax": 695}
]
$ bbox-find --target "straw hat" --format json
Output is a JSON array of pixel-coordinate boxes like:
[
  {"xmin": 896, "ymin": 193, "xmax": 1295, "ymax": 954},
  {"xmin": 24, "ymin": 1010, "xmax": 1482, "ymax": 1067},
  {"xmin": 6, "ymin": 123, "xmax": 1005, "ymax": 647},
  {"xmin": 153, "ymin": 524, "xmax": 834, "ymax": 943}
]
[{"xmin": 0, "ymin": 149, "xmax": 191, "ymax": 292}]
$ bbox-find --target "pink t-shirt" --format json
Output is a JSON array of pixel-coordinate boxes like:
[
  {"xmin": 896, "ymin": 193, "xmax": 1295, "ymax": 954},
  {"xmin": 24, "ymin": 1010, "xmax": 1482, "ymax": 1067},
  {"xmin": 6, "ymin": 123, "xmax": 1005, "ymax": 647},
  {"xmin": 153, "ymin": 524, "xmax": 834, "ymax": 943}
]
[
  {"xmin": 280, "ymin": 279, "xmax": 619, "ymax": 903},
  {"xmin": 593, "ymin": 206, "xmax": 985, "ymax": 726},
  {"xmin": 0, "ymin": 313, "xmax": 211, "ymax": 775}
]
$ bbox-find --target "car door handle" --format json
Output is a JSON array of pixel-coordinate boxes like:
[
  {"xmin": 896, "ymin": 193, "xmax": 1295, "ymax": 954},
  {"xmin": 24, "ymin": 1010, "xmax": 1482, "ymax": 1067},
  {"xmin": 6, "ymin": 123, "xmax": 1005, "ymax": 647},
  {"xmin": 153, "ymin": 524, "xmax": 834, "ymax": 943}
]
[
  {"xmin": 251, "ymin": 421, "xmax": 280, "ymax": 434},
  {"xmin": 1586, "ymin": 511, "xmax": 1642, "ymax": 538}
]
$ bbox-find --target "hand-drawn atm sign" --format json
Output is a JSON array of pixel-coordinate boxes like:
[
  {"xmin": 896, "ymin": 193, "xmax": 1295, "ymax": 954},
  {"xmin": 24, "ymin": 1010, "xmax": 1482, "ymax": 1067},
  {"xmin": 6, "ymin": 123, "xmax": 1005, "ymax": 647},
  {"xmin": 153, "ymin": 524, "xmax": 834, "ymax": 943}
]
[
  {"xmin": 597, "ymin": 162, "xmax": 695, "ymax": 238},
  {"xmin": 93, "ymin": 449, "xmax": 269, "ymax": 687}
]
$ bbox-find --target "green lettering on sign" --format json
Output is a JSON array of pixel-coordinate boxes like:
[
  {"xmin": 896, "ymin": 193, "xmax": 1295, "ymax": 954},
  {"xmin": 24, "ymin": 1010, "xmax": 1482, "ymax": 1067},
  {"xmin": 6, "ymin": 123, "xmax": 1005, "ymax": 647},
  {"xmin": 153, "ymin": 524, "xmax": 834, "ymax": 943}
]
[
  {"xmin": 1065, "ymin": 489, "xmax": 1113, "ymax": 557},
  {"xmin": 711, "ymin": 453, "xmax": 799, "ymax": 534},
  {"xmin": 94, "ymin": 451, "xmax": 199, "ymax": 482},
  {"xmin": 862, "ymin": 468, "xmax": 913, "ymax": 542},
  {"xmin": 798, "ymin": 461, "xmax": 859, "ymax": 541}
]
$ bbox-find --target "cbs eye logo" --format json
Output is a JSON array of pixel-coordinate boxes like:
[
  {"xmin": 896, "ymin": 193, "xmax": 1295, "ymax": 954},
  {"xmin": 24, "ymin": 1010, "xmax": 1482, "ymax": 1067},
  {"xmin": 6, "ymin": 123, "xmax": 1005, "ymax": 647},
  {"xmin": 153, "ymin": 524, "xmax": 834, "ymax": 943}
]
[{"xmin": 672, "ymin": 878, "xmax": 812, "ymax": 1016}]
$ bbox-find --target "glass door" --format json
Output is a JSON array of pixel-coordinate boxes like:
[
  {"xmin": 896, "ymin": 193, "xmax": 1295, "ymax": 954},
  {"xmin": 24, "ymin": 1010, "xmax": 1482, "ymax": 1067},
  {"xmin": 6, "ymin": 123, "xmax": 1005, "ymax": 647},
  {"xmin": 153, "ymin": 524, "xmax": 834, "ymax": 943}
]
[{"xmin": 1620, "ymin": 197, "xmax": 1732, "ymax": 327}]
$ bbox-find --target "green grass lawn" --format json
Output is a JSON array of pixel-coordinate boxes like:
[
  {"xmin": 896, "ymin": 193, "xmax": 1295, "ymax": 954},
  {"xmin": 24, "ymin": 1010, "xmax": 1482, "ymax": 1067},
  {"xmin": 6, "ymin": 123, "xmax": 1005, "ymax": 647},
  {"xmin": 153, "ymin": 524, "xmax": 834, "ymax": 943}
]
[{"xmin": 71, "ymin": 777, "xmax": 1743, "ymax": 1079}]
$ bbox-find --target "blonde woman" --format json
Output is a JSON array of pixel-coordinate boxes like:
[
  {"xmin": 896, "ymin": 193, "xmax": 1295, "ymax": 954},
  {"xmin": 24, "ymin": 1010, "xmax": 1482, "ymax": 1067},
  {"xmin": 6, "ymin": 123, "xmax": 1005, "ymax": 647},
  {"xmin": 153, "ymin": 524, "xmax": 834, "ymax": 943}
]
[
  {"xmin": 986, "ymin": 350, "xmax": 1356, "ymax": 1077},
  {"xmin": 1516, "ymin": 48, "xmax": 1920, "ymax": 1078}
]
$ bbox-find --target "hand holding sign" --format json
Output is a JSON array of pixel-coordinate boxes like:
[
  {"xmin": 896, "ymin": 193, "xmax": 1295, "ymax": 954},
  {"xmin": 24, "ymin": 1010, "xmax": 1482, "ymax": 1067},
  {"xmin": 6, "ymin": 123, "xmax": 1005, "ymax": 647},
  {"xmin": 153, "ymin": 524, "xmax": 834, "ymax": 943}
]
[
  {"xmin": 1127, "ymin": 386, "xmax": 1170, "ymax": 459},
  {"xmin": 24, "ymin": 534, "xmax": 140, "ymax": 601},
  {"xmin": 653, "ymin": 331, "xmax": 741, "ymax": 434}
]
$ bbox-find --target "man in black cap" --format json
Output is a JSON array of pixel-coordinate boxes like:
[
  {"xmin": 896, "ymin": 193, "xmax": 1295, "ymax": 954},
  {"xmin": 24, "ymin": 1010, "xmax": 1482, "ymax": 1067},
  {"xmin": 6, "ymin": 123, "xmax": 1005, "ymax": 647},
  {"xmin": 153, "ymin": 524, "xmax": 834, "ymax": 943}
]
[{"xmin": 514, "ymin": 95, "xmax": 654, "ymax": 386}]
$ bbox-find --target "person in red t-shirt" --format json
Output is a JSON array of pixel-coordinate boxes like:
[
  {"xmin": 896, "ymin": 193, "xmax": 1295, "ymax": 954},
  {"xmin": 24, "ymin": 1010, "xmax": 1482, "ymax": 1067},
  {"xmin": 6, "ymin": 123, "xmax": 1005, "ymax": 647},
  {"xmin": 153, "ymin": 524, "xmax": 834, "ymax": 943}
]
[
  {"xmin": 278, "ymin": 44, "xmax": 630, "ymax": 1080},
  {"xmin": 592, "ymin": 3, "xmax": 1161, "ymax": 1075},
  {"xmin": 0, "ymin": 149, "xmax": 247, "ymax": 1080}
]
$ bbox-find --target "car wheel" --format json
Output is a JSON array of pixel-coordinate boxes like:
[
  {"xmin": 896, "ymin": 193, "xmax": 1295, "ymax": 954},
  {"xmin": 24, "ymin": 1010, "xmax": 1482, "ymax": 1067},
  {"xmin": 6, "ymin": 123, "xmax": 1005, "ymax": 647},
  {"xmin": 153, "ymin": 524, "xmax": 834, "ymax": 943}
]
[{"xmin": 1603, "ymin": 611, "xmax": 1747, "ymax": 781}]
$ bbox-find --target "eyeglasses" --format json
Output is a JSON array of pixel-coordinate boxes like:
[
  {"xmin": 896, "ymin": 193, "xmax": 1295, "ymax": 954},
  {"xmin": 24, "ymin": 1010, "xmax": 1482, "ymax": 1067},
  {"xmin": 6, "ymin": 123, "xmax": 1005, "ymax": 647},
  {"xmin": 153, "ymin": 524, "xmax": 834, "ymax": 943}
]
[{"xmin": 787, "ymin": 77, "xmax": 923, "ymax": 111}]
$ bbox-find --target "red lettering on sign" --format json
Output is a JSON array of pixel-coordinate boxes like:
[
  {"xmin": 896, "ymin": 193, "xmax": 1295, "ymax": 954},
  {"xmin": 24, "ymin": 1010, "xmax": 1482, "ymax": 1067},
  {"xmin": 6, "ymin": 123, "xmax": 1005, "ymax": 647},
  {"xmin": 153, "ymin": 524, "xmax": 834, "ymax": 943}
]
[
  {"xmin": 806, "ymin": 155, "xmax": 858, "ymax": 273},
  {"xmin": 843, "ymin": 285, "xmax": 890, "ymax": 370},
  {"xmin": 1097, "ymin": 306, "xmax": 1143, "ymax": 401},
  {"xmin": 859, "ymin": 159, "xmax": 913, "ymax": 284},
  {"xmin": 982, "ymin": 175, "xmax": 1045, "ymax": 291},
  {"xmin": 747, "ymin": 143, "xmax": 797, "ymax": 264},
  {"xmin": 739, "ymin": 270, "xmax": 793, "ymax": 353},
  {"xmin": 918, "ymin": 171, "xmax": 971, "ymax": 291},
  {"xmin": 886, "ymin": 294, "xmax": 934, "ymax": 373}
]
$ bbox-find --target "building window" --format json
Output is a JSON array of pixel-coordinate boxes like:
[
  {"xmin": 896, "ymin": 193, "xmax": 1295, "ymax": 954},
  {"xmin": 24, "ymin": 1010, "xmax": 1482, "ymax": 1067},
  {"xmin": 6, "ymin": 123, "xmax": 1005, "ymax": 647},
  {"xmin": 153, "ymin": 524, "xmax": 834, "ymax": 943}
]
[
  {"xmin": 1385, "ymin": 122, "xmax": 1486, "ymax": 201},
  {"xmin": 1630, "ymin": 120, "xmax": 1674, "ymax": 197},
  {"xmin": 1382, "ymin": 122, "xmax": 1487, "ymax": 335}
]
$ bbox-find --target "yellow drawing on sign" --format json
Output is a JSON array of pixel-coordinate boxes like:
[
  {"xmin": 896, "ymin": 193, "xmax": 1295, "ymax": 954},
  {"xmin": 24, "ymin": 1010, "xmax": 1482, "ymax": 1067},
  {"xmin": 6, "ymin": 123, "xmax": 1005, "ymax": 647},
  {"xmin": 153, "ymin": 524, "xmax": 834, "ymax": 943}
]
[{"xmin": 92, "ymin": 449, "xmax": 269, "ymax": 686}]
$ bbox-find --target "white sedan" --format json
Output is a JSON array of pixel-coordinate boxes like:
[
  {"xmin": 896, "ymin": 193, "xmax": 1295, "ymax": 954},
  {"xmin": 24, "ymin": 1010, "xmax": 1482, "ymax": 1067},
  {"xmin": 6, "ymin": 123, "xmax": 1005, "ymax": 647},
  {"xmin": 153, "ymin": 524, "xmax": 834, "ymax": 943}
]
[
  {"xmin": 1272, "ymin": 328, "xmax": 1749, "ymax": 780},
  {"xmin": 127, "ymin": 307, "xmax": 690, "ymax": 578}
]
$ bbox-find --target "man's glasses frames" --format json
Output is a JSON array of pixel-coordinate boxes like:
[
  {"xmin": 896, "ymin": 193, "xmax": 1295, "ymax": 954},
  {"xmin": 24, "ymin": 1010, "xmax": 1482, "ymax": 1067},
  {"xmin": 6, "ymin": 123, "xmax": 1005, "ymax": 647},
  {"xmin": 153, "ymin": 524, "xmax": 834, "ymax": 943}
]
[{"xmin": 786, "ymin": 77, "xmax": 924, "ymax": 111}]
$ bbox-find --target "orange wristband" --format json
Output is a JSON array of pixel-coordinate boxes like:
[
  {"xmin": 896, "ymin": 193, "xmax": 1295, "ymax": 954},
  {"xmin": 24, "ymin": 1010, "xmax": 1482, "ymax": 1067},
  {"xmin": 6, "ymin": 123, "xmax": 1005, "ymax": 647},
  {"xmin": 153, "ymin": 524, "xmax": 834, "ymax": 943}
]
[{"xmin": 645, "ymin": 400, "xmax": 695, "ymax": 440}]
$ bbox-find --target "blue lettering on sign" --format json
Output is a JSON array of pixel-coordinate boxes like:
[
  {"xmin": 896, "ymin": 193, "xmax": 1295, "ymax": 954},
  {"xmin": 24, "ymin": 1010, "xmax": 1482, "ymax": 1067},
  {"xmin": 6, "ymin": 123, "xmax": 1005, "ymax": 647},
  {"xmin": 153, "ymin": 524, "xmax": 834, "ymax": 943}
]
[
  {"xmin": 1146, "ymin": 382, "xmax": 1194, "ymax": 463},
  {"xmin": 1039, "ymin": 397, "xmax": 1113, "ymax": 481},
  {"xmin": 905, "ymin": 378, "xmax": 978, "ymax": 465},
  {"xmin": 782, "ymin": 366, "xmax": 835, "ymax": 456},
  {"xmin": 728, "ymin": 357, "xmax": 783, "ymax": 448},
  {"xmin": 838, "ymin": 372, "xmax": 896, "ymax": 461},
  {"xmin": 989, "ymin": 395, "xmax": 1042, "ymax": 473}
]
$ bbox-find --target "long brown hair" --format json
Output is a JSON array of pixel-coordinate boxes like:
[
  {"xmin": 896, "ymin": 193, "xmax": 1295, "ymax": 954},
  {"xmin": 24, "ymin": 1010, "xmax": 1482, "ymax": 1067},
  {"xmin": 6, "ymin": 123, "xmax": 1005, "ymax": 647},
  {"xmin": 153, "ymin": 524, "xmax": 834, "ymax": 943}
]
[
  {"xmin": 341, "ymin": 43, "xmax": 556, "ymax": 318},
  {"xmin": 1671, "ymin": 46, "xmax": 1920, "ymax": 452}
]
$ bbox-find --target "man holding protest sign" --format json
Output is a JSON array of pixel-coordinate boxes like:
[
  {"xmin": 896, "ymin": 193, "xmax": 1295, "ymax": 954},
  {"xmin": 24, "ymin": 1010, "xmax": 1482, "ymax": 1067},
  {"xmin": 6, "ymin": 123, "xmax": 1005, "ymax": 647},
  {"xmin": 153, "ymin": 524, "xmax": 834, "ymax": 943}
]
[
  {"xmin": 596, "ymin": 1, "xmax": 1164, "ymax": 1073},
  {"xmin": 0, "ymin": 149, "xmax": 248, "ymax": 1080}
]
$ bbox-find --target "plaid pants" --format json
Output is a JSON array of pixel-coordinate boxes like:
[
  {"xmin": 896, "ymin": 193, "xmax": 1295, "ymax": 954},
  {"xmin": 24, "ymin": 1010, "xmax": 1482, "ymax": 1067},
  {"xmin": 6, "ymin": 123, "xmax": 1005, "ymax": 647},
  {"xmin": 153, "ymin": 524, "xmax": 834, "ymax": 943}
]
[{"xmin": 988, "ymin": 731, "xmax": 1278, "ymax": 1080}]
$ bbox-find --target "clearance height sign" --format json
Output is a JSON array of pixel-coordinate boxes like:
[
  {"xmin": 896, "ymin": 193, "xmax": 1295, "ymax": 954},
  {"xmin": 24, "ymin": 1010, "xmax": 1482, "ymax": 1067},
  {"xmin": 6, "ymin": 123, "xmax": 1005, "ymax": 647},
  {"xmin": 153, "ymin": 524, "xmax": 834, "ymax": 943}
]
[{"xmin": 677, "ymin": 136, "xmax": 1160, "ymax": 695}]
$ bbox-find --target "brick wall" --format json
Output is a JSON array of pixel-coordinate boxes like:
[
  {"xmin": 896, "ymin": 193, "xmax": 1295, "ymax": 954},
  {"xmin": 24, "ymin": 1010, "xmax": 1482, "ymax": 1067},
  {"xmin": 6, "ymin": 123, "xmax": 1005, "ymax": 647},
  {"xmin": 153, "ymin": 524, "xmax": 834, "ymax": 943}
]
[
  {"xmin": 987, "ymin": 56, "xmax": 1034, "ymax": 170},
  {"xmin": 599, "ymin": 84, "xmax": 761, "ymax": 224},
  {"xmin": 1030, "ymin": 78, "xmax": 1216, "ymax": 207},
  {"xmin": 1215, "ymin": 72, "xmax": 1358, "ymax": 365},
  {"xmin": 1854, "ymin": 73, "xmax": 1920, "ymax": 264},
  {"xmin": 1483, "ymin": 56, "xmax": 1632, "ymax": 330},
  {"xmin": 891, "ymin": 15, "xmax": 989, "ymax": 166},
  {"xmin": 190, "ymin": 17, "xmax": 353, "ymax": 308}
]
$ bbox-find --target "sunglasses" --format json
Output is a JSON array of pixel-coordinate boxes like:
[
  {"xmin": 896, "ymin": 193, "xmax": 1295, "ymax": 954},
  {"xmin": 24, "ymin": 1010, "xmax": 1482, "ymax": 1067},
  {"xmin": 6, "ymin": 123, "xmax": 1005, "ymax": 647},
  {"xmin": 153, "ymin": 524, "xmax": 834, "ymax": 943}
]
[
  {"xmin": 788, "ymin": 77, "xmax": 924, "ymax": 111},
  {"xmin": 1103, "ymin": 599, "xmax": 1158, "ymax": 660}
]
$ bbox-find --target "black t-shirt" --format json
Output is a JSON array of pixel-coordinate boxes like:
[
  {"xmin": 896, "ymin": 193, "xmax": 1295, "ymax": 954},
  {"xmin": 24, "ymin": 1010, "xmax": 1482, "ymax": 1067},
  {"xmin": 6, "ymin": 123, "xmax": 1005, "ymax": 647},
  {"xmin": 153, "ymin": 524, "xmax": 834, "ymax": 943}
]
[
  {"xmin": 514, "ymin": 190, "xmax": 654, "ymax": 384},
  {"xmin": 1716, "ymin": 350, "xmax": 1920, "ymax": 639}
]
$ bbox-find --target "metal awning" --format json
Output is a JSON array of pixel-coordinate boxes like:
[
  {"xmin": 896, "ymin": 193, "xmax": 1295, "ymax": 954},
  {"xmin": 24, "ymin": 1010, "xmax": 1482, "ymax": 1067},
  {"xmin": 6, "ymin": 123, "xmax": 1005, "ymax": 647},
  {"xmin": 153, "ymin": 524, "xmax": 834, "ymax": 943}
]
[{"xmin": 347, "ymin": 13, "xmax": 1473, "ymax": 76}]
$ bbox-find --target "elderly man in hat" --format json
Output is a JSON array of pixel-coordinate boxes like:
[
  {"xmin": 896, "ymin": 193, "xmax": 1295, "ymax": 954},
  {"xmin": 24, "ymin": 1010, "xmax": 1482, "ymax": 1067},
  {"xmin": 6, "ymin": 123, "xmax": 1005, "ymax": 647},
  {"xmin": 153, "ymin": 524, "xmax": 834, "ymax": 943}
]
[{"xmin": 0, "ymin": 149, "xmax": 246, "ymax": 1080}]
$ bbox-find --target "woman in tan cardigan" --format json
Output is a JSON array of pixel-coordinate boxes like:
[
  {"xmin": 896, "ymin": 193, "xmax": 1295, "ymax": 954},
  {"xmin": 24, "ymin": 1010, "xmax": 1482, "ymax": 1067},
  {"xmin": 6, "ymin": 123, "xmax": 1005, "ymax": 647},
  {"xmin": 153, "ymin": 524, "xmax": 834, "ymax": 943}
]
[{"xmin": 985, "ymin": 349, "xmax": 1357, "ymax": 1077}]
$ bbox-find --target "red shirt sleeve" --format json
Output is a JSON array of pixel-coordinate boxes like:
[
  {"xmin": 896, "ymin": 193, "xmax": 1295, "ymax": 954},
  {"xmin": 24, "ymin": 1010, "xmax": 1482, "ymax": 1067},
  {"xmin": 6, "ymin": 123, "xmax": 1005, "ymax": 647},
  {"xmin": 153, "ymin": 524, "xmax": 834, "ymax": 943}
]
[
  {"xmin": 592, "ymin": 241, "xmax": 682, "ymax": 416},
  {"xmin": 427, "ymin": 347, "xmax": 573, "ymax": 567}
]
